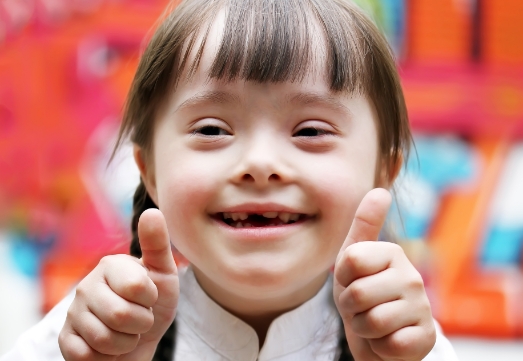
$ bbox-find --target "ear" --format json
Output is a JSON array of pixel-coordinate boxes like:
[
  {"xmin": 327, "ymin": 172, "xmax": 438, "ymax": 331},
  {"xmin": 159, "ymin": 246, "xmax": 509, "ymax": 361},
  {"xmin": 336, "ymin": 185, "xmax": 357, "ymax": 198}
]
[
  {"xmin": 376, "ymin": 151, "xmax": 403, "ymax": 189},
  {"xmin": 133, "ymin": 145, "xmax": 159, "ymax": 205}
]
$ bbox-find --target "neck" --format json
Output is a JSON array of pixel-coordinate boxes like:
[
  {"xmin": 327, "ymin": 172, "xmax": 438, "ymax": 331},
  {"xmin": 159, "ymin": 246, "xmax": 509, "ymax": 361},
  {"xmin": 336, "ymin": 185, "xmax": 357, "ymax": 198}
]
[{"xmin": 191, "ymin": 267, "xmax": 330, "ymax": 349}]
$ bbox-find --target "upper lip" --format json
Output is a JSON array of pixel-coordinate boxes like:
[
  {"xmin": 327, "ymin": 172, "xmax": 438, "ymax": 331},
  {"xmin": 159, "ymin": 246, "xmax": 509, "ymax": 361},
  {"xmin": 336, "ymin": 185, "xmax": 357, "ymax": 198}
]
[{"xmin": 211, "ymin": 203, "xmax": 311, "ymax": 215}]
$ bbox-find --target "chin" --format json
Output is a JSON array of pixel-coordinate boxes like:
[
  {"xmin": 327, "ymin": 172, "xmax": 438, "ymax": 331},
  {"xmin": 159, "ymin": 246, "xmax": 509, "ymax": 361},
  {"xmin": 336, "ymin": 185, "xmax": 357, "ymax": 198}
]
[{"xmin": 220, "ymin": 257, "xmax": 321, "ymax": 294}]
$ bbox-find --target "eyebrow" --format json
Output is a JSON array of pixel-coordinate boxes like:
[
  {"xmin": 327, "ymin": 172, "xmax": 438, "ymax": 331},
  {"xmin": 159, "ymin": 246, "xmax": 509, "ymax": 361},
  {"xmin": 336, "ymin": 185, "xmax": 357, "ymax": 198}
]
[
  {"xmin": 174, "ymin": 89, "xmax": 353, "ymax": 118},
  {"xmin": 175, "ymin": 90, "xmax": 241, "ymax": 113},
  {"xmin": 287, "ymin": 92, "xmax": 353, "ymax": 117}
]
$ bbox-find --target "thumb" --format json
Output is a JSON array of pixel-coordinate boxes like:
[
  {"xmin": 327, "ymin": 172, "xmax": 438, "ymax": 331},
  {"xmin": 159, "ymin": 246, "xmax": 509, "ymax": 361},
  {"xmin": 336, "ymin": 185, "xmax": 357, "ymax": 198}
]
[
  {"xmin": 138, "ymin": 208, "xmax": 177, "ymax": 275},
  {"xmin": 339, "ymin": 188, "xmax": 392, "ymax": 253}
]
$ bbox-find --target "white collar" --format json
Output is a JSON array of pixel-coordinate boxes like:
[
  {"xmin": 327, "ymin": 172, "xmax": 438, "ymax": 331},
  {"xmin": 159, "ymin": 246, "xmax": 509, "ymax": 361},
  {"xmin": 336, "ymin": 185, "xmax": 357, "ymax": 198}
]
[{"xmin": 177, "ymin": 267, "xmax": 340, "ymax": 360}]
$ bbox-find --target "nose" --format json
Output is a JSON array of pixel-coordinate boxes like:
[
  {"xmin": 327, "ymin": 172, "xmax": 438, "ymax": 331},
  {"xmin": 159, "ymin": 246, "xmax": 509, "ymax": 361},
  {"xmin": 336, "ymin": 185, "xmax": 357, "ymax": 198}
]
[{"xmin": 230, "ymin": 133, "xmax": 292, "ymax": 188}]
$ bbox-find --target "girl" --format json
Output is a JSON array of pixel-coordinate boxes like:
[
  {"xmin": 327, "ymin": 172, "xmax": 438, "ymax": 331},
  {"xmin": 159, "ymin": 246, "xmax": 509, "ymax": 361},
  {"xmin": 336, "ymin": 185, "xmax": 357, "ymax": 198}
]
[{"xmin": 3, "ymin": 0, "xmax": 459, "ymax": 360}]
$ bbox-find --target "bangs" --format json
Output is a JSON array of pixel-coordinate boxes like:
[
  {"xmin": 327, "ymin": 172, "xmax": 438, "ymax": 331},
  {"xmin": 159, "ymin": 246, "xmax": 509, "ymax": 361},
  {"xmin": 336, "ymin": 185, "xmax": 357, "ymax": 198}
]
[
  {"xmin": 173, "ymin": 0, "xmax": 374, "ymax": 92},
  {"xmin": 122, "ymin": 0, "xmax": 408, "ymax": 176}
]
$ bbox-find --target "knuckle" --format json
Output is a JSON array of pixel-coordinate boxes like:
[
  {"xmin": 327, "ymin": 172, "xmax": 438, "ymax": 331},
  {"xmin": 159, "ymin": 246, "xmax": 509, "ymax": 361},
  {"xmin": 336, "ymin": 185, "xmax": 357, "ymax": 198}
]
[
  {"xmin": 123, "ymin": 334, "xmax": 141, "ymax": 353},
  {"xmin": 99, "ymin": 254, "xmax": 117, "ymax": 267},
  {"xmin": 75, "ymin": 281, "xmax": 90, "ymax": 299},
  {"xmin": 407, "ymin": 271, "xmax": 425, "ymax": 291},
  {"xmin": 421, "ymin": 299, "xmax": 433, "ymax": 316},
  {"xmin": 68, "ymin": 348, "xmax": 92, "ymax": 361},
  {"xmin": 387, "ymin": 242, "xmax": 404, "ymax": 256},
  {"xmin": 343, "ymin": 247, "xmax": 363, "ymax": 272},
  {"xmin": 108, "ymin": 304, "xmax": 134, "ymax": 328},
  {"xmin": 57, "ymin": 331, "xmax": 70, "ymax": 354},
  {"xmin": 143, "ymin": 309, "xmax": 155, "ymax": 330},
  {"xmin": 380, "ymin": 332, "xmax": 411, "ymax": 358},
  {"xmin": 366, "ymin": 310, "xmax": 386, "ymax": 333},
  {"xmin": 91, "ymin": 329, "xmax": 115, "ymax": 353},
  {"xmin": 347, "ymin": 282, "xmax": 366, "ymax": 305},
  {"xmin": 426, "ymin": 323, "xmax": 437, "ymax": 348},
  {"xmin": 99, "ymin": 254, "xmax": 128, "ymax": 269},
  {"xmin": 66, "ymin": 307, "xmax": 76, "ymax": 322},
  {"xmin": 58, "ymin": 333, "xmax": 91, "ymax": 361},
  {"xmin": 126, "ymin": 274, "xmax": 151, "ymax": 297}
]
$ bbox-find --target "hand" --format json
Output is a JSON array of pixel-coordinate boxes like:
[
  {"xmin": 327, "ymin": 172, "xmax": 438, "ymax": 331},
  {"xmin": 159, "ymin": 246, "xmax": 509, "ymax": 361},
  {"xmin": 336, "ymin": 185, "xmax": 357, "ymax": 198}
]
[
  {"xmin": 59, "ymin": 209, "xmax": 179, "ymax": 361},
  {"xmin": 333, "ymin": 188, "xmax": 436, "ymax": 361}
]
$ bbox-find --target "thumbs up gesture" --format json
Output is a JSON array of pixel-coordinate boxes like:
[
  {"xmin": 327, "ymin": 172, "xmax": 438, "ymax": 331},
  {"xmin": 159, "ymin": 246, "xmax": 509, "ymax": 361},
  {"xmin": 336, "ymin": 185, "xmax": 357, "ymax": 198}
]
[
  {"xmin": 333, "ymin": 189, "xmax": 436, "ymax": 361},
  {"xmin": 59, "ymin": 209, "xmax": 179, "ymax": 361}
]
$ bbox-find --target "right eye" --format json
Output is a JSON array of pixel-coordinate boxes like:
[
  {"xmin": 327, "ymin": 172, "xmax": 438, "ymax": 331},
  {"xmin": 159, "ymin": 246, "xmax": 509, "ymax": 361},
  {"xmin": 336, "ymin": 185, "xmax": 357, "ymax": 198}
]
[{"xmin": 192, "ymin": 125, "xmax": 232, "ymax": 136}]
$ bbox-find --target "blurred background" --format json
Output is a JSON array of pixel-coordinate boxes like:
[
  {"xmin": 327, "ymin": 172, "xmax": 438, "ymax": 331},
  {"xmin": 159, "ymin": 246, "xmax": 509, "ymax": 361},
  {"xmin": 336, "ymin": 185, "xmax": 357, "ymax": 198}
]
[{"xmin": 0, "ymin": 0, "xmax": 523, "ymax": 359}]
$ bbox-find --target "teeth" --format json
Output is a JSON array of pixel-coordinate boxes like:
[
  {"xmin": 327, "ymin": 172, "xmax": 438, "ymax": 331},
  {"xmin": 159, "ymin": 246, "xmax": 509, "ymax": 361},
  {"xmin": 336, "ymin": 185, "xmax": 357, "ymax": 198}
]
[
  {"xmin": 231, "ymin": 212, "xmax": 248, "ymax": 221},
  {"xmin": 289, "ymin": 214, "xmax": 300, "ymax": 222},
  {"xmin": 224, "ymin": 211, "xmax": 303, "ymax": 225},
  {"xmin": 278, "ymin": 212, "xmax": 291, "ymax": 223},
  {"xmin": 235, "ymin": 222, "xmax": 243, "ymax": 228},
  {"xmin": 262, "ymin": 212, "xmax": 278, "ymax": 218},
  {"xmin": 244, "ymin": 223, "xmax": 252, "ymax": 227}
]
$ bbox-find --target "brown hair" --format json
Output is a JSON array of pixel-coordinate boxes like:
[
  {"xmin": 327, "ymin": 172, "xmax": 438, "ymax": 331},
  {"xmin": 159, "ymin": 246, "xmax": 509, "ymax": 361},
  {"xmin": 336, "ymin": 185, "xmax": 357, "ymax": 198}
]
[{"xmin": 117, "ymin": 0, "xmax": 411, "ymax": 257}]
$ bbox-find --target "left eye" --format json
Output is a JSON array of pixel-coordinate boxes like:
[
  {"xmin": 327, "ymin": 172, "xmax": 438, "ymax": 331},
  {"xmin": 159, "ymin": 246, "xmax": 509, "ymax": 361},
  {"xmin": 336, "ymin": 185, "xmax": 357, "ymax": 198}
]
[
  {"xmin": 193, "ymin": 126, "xmax": 231, "ymax": 136},
  {"xmin": 293, "ymin": 127, "xmax": 330, "ymax": 137}
]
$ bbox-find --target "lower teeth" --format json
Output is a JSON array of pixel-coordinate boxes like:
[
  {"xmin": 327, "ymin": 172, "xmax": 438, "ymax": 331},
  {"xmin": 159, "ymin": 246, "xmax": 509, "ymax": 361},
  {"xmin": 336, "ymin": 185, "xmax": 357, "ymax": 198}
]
[{"xmin": 230, "ymin": 221, "xmax": 289, "ymax": 228}]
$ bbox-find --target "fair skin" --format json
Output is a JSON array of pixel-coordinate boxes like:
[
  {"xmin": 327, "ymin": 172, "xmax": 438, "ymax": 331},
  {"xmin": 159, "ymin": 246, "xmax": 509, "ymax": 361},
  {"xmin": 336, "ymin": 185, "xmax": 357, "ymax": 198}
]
[{"xmin": 58, "ymin": 14, "xmax": 436, "ymax": 361}]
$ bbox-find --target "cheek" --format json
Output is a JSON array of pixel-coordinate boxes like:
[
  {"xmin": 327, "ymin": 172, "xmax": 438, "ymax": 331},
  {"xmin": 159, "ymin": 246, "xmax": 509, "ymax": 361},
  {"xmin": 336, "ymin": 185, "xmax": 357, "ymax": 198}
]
[
  {"xmin": 153, "ymin": 156, "xmax": 220, "ymax": 251},
  {"xmin": 301, "ymin": 151, "xmax": 377, "ymax": 248}
]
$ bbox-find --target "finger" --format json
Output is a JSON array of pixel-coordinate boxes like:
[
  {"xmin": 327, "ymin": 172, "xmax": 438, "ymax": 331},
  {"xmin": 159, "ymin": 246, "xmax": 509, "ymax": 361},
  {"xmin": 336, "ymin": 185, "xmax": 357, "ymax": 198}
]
[
  {"xmin": 339, "ymin": 188, "xmax": 391, "ymax": 253},
  {"xmin": 337, "ymin": 267, "xmax": 402, "ymax": 316},
  {"xmin": 369, "ymin": 324, "xmax": 436, "ymax": 361},
  {"xmin": 59, "ymin": 329, "xmax": 116, "ymax": 361},
  {"xmin": 72, "ymin": 310, "xmax": 140, "ymax": 355},
  {"xmin": 88, "ymin": 283, "xmax": 154, "ymax": 334},
  {"xmin": 350, "ymin": 300, "xmax": 419, "ymax": 339},
  {"xmin": 335, "ymin": 241, "xmax": 403, "ymax": 288},
  {"xmin": 138, "ymin": 208, "xmax": 177, "ymax": 275},
  {"xmin": 102, "ymin": 255, "xmax": 158, "ymax": 308}
]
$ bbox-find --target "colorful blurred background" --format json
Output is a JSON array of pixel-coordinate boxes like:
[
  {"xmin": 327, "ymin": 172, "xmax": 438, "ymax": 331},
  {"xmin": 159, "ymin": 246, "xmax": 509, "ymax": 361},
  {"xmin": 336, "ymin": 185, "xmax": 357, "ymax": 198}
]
[{"xmin": 1, "ymin": 0, "xmax": 523, "ymax": 359}]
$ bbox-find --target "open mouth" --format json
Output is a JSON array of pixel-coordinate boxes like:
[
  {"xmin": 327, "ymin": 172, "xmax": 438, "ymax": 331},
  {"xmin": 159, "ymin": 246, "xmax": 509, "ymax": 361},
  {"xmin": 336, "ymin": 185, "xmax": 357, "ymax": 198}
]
[{"xmin": 215, "ymin": 212, "xmax": 309, "ymax": 228}]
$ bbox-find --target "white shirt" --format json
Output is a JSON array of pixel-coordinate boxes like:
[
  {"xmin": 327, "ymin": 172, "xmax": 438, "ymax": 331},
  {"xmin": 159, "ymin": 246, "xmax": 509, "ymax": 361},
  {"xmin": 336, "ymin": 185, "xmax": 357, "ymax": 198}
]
[{"xmin": 2, "ymin": 267, "xmax": 459, "ymax": 361}]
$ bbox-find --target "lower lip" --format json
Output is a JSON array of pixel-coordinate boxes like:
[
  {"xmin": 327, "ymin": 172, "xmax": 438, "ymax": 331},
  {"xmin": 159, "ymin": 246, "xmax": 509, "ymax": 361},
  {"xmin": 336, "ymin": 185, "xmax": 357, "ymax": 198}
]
[{"xmin": 211, "ymin": 217, "xmax": 311, "ymax": 241}]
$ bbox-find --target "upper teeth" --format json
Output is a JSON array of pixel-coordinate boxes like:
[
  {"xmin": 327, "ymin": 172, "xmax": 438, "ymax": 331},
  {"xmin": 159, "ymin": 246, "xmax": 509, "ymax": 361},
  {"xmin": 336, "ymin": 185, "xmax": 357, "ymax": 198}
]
[{"xmin": 222, "ymin": 212, "xmax": 301, "ymax": 223}]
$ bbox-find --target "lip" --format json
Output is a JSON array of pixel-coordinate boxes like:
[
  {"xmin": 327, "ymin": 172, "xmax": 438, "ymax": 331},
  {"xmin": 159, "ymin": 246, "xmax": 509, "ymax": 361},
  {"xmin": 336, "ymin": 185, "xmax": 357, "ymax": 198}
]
[
  {"xmin": 212, "ymin": 202, "xmax": 310, "ymax": 215},
  {"xmin": 211, "ymin": 215, "xmax": 312, "ymax": 241}
]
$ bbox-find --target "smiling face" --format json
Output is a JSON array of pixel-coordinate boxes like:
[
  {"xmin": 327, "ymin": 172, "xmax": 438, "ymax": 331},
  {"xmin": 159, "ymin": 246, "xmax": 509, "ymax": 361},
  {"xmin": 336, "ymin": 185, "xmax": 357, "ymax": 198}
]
[
  {"xmin": 134, "ymin": 10, "xmax": 393, "ymax": 312},
  {"xmin": 137, "ymin": 81, "xmax": 387, "ymax": 307}
]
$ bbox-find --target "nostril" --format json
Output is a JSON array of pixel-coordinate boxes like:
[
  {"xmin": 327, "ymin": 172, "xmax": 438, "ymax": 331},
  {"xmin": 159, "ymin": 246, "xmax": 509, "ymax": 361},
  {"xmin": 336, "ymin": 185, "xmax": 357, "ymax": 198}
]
[
  {"xmin": 238, "ymin": 172, "xmax": 281, "ymax": 184},
  {"xmin": 241, "ymin": 174, "xmax": 255, "ymax": 182}
]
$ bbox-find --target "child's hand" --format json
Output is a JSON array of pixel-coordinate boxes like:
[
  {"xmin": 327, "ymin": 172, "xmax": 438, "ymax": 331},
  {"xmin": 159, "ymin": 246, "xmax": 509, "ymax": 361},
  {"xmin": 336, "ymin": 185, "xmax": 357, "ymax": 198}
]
[
  {"xmin": 333, "ymin": 188, "xmax": 436, "ymax": 361},
  {"xmin": 59, "ymin": 209, "xmax": 179, "ymax": 361}
]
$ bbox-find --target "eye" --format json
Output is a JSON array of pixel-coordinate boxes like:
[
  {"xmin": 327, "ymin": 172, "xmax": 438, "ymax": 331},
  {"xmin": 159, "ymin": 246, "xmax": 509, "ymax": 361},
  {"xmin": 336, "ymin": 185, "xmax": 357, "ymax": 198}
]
[
  {"xmin": 293, "ymin": 126, "xmax": 331, "ymax": 137},
  {"xmin": 193, "ymin": 125, "xmax": 231, "ymax": 136}
]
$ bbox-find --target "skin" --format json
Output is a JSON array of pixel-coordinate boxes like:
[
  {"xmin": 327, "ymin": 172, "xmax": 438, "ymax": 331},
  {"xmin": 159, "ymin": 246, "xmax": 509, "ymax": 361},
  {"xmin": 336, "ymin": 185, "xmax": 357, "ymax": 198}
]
[{"xmin": 58, "ymin": 12, "xmax": 436, "ymax": 361}]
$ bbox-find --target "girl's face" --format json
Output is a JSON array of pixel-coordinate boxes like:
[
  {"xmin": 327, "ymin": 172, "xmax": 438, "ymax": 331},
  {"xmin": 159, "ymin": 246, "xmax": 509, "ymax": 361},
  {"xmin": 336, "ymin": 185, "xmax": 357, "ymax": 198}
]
[{"xmin": 136, "ymin": 15, "xmax": 390, "ymax": 307}]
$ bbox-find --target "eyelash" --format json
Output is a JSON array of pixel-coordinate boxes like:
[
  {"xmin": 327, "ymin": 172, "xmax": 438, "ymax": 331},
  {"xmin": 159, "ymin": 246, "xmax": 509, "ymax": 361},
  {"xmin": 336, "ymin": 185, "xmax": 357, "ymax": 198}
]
[
  {"xmin": 191, "ymin": 125, "xmax": 333, "ymax": 137},
  {"xmin": 192, "ymin": 125, "xmax": 231, "ymax": 136},
  {"xmin": 293, "ymin": 127, "xmax": 332, "ymax": 137}
]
